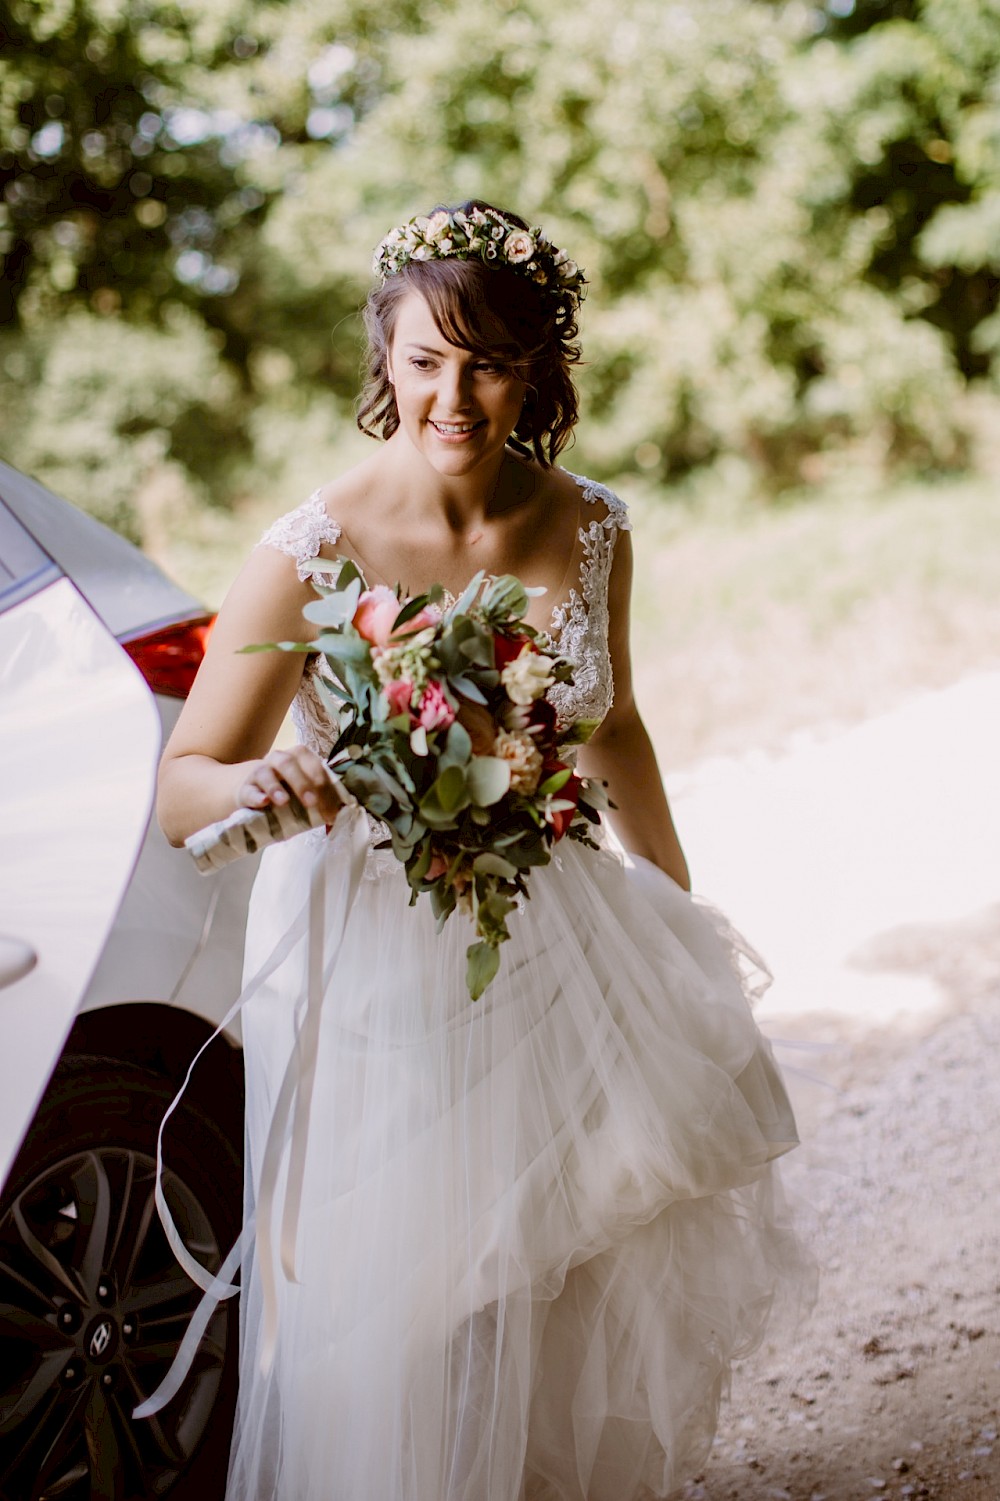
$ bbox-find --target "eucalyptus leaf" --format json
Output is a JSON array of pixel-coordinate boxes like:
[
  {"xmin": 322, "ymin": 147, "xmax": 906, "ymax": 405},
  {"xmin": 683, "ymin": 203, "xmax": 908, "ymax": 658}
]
[
  {"xmin": 313, "ymin": 676, "xmax": 351, "ymax": 726},
  {"xmin": 315, "ymin": 632, "xmax": 371, "ymax": 662},
  {"xmin": 371, "ymin": 763, "xmax": 409, "ymax": 803},
  {"xmin": 340, "ymin": 765, "xmax": 392, "ymax": 816},
  {"xmin": 335, "ymin": 558, "xmax": 365, "ymax": 591},
  {"xmin": 560, "ymin": 717, "xmax": 602, "ymax": 746},
  {"xmin": 433, "ymin": 764, "xmax": 470, "ymax": 814},
  {"xmin": 472, "ymin": 852, "xmax": 518, "ymax": 879},
  {"xmin": 410, "ymin": 837, "xmax": 433, "ymax": 884},
  {"xmin": 457, "ymin": 632, "xmax": 494, "ymax": 667},
  {"xmin": 466, "ymin": 940, "xmax": 500, "ymax": 1001},
  {"xmin": 303, "ymin": 576, "xmax": 362, "ymax": 628},
  {"xmin": 466, "ymin": 756, "xmax": 511, "ymax": 807},
  {"xmin": 450, "ymin": 674, "xmax": 488, "ymax": 705},
  {"xmin": 238, "ymin": 640, "xmax": 314, "ymax": 654},
  {"xmin": 448, "ymin": 570, "xmax": 486, "ymax": 619},
  {"xmin": 537, "ymin": 766, "xmax": 572, "ymax": 796},
  {"xmin": 481, "ymin": 574, "xmax": 528, "ymax": 620},
  {"xmin": 419, "ymin": 765, "xmax": 471, "ymax": 826},
  {"xmin": 439, "ymin": 719, "xmax": 472, "ymax": 770}
]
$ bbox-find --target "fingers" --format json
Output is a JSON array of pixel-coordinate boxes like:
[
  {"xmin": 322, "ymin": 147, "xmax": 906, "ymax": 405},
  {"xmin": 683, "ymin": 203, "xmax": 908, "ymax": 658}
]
[{"xmin": 237, "ymin": 748, "xmax": 344, "ymax": 823}]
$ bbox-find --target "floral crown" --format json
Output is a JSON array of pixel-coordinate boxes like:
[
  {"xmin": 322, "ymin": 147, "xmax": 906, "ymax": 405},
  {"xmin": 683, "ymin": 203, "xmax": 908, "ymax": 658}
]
[{"xmin": 372, "ymin": 206, "xmax": 586, "ymax": 324}]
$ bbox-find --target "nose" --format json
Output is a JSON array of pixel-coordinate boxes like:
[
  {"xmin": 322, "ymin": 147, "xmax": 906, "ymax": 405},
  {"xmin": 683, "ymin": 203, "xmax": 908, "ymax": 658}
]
[{"xmin": 437, "ymin": 359, "xmax": 475, "ymax": 413}]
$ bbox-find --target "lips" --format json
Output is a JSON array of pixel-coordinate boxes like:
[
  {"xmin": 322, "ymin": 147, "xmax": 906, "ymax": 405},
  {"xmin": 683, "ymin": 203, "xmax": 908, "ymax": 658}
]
[{"xmin": 429, "ymin": 420, "xmax": 485, "ymax": 439}]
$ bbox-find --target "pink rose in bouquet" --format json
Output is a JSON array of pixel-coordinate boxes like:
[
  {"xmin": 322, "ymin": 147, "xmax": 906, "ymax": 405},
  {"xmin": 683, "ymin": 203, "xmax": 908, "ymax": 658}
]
[
  {"xmin": 418, "ymin": 680, "xmax": 455, "ymax": 732},
  {"xmin": 384, "ymin": 677, "xmax": 416, "ymax": 719},
  {"xmin": 354, "ymin": 586, "xmax": 439, "ymax": 647},
  {"xmin": 353, "ymin": 585, "xmax": 402, "ymax": 647}
]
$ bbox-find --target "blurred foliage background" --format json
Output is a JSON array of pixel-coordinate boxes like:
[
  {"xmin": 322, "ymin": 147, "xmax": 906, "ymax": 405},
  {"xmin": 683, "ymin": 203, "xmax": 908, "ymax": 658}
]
[
  {"xmin": 2, "ymin": 0, "xmax": 999, "ymax": 762},
  {"xmin": 3, "ymin": 0, "xmax": 1000, "ymax": 534}
]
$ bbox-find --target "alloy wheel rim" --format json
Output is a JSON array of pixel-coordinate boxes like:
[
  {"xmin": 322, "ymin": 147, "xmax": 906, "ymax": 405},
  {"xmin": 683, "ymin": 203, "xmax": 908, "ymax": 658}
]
[{"xmin": 0, "ymin": 1147, "xmax": 229, "ymax": 1500}]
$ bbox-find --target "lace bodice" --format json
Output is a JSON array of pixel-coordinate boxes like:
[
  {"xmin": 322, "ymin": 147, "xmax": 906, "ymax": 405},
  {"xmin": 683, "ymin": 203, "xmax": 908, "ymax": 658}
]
[{"xmin": 258, "ymin": 472, "xmax": 631, "ymax": 759}]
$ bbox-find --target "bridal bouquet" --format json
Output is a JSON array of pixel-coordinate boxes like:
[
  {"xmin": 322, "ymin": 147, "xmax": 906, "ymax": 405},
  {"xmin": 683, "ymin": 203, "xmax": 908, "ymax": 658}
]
[{"xmin": 247, "ymin": 563, "xmax": 607, "ymax": 998}]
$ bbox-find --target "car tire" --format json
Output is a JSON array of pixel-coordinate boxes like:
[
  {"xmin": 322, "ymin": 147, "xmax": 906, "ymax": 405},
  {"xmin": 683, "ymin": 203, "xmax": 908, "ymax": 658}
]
[{"xmin": 0, "ymin": 1053, "xmax": 242, "ymax": 1501}]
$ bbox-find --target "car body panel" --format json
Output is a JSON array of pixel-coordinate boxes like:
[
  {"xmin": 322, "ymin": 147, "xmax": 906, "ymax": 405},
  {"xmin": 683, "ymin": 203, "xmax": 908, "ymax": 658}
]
[
  {"xmin": 79, "ymin": 689, "xmax": 258, "ymax": 1036},
  {"xmin": 0, "ymin": 458, "xmax": 203, "ymax": 639},
  {"xmin": 0, "ymin": 576, "xmax": 161, "ymax": 1189},
  {"xmin": 0, "ymin": 464, "xmax": 259, "ymax": 1047}
]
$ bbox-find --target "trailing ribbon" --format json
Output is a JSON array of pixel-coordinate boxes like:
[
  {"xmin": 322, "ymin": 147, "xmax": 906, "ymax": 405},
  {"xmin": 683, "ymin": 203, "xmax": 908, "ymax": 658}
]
[{"xmin": 134, "ymin": 801, "xmax": 370, "ymax": 1420}]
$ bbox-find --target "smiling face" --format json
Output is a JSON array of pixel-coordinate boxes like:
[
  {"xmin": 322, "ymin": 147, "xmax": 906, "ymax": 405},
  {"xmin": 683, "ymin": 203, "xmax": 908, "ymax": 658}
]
[{"xmin": 385, "ymin": 291, "xmax": 526, "ymax": 480}]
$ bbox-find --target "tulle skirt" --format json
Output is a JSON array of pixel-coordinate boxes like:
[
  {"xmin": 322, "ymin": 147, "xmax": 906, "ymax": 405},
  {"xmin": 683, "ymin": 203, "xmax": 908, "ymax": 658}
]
[{"xmin": 228, "ymin": 826, "xmax": 805, "ymax": 1501}]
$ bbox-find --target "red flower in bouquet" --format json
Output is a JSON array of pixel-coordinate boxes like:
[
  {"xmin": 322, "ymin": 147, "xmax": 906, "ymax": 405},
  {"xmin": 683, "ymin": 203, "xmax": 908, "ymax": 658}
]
[
  {"xmin": 546, "ymin": 770, "xmax": 585, "ymax": 839},
  {"xmin": 493, "ymin": 632, "xmax": 531, "ymax": 671}
]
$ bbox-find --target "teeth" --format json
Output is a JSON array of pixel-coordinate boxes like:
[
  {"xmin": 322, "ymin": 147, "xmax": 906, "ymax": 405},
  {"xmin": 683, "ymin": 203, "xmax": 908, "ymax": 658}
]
[{"xmin": 432, "ymin": 422, "xmax": 477, "ymax": 433}]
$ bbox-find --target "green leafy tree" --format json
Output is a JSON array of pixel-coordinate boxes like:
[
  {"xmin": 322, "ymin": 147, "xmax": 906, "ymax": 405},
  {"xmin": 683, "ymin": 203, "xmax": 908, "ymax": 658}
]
[{"xmin": 1, "ymin": 0, "xmax": 996, "ymax": 527}]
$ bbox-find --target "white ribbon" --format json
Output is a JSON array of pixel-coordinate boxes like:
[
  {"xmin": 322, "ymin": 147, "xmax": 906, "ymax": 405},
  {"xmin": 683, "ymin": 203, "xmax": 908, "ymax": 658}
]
[{"xmin": 134, "ymin": 802, "xmax": 369, "ymax": 1420}]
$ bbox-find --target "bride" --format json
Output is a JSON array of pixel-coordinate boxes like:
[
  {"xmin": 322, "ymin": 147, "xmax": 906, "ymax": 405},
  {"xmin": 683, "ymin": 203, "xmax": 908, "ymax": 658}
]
[{"xmin": 157, "ymin": 200, "xmax": 805, "ymax": 1501}]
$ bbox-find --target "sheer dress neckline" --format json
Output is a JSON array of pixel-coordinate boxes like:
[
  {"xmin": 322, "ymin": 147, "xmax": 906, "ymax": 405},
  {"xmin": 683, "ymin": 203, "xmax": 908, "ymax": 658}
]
[
  {"xmin": 258, "ymin": 470, "xmax": 631, "ymax": 759},
  {"xmin": 280, "ymin": 471, "xmax": 628, "ymax": 648}
]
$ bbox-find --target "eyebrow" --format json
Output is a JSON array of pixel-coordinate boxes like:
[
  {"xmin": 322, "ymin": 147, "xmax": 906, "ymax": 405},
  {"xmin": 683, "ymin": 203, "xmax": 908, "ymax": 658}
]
[{"xmin": 401, "ymin": 342, "xmax": 500, "ymax": 357}]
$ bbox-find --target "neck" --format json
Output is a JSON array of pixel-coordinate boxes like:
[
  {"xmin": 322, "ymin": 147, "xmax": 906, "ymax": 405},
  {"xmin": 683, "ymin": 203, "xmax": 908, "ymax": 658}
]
[{"xmin": 380, "ymin": 432, "xmax": 518, "ymax": 534}]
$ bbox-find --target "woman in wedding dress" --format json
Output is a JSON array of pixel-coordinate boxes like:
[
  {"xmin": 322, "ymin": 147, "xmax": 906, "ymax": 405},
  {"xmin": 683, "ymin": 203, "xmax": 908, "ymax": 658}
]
[{"xmin": 157, "ymin": 200, "xmax": 806, "ymax": 1501}]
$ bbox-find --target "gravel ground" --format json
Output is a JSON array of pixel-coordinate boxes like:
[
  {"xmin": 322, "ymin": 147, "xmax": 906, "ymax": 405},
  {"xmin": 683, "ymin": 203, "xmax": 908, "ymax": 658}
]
[
  {"xmin": 665, "ymin": 676, "xmax": 1000, "ymax": 1501},
  {"xmin": 687, "ymin": 912, "xmax": 1000, "ymax": 1501}
]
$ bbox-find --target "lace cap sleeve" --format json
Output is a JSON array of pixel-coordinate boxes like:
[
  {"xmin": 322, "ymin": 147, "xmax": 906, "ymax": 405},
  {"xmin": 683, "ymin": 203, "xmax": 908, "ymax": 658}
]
[
  {"xmin": 574, "ymin": 474, "xmax": 631, "ymax": 536},
  {"xmin": 258, "ymin": 491, "xmax": 343, "ymax": 584}
]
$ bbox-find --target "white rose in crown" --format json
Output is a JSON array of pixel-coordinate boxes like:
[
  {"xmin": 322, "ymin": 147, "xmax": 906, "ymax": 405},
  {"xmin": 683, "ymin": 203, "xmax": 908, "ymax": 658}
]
[
  {"xmin": 504, "ymin": 230, "xmax": 536, "ymax": 264},
  {"xmin": 500, "ymin": 646, "xmax": 555, "ymax": 705}
]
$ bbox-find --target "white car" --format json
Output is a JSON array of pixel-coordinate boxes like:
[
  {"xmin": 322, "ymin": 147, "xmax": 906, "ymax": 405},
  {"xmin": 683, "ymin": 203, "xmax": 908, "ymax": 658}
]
[{"xmin": 0, "ymin": 460, "xmax": 258, "ymax": 1500}]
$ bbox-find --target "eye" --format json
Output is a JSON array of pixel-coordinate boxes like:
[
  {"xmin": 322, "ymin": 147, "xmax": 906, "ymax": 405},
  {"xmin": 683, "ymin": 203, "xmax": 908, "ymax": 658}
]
[
  {"xmin": 473, "ymin": 360, "xmax": 505, "ymax": 376},
  {"xmin": 408, "ymin": 357, "xmax": 436, "ymax": 372}
]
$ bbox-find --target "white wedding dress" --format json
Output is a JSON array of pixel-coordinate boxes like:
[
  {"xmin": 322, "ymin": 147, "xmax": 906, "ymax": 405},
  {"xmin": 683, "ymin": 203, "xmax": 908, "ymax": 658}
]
[{"xmin": 226, "ymin": 474, "xmax": 806, "ymax": 1501}]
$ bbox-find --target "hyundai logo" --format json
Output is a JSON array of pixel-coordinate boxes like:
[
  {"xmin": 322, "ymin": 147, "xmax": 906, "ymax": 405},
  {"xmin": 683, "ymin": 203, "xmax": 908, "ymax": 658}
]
[{"xmin": 89, "ymin": 1320, "xmax": 113, "ymax": 1359}]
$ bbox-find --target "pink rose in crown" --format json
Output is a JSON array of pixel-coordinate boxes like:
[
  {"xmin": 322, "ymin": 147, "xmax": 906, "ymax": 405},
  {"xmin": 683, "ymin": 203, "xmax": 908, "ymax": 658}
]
[
  {"xmin": 384, "ymin": 677, "xmax": 416, "ymax": 719},
  {"xmin": 353, "ymin": 586, "xmax": 403, "ymax": 648},
  {"xmin": 418, "ymin": 679, "xmax": 455, "ymax": 731}
]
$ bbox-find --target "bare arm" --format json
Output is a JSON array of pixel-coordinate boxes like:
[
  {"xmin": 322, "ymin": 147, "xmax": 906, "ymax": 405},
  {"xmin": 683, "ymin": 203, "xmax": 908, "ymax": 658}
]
[
  {"xmin": 575, "ymin": 529, "xmax": 691, "ymax": 891},
  {"xmin": 157, "ymin": 545, "xmax": 346, "ymax": 845}
]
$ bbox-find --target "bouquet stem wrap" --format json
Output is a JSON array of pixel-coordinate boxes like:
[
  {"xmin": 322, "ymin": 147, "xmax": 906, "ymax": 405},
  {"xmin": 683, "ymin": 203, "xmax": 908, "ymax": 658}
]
[{"xmin": 184, "ymin": 769, "xmax": 350, "ymax": 872}]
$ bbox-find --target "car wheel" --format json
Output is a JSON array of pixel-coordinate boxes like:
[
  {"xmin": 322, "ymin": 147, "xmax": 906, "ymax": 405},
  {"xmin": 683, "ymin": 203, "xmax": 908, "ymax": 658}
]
[{"xmin": 0, "ymin": 1054, "xmax": 242, "ymax": 1501}]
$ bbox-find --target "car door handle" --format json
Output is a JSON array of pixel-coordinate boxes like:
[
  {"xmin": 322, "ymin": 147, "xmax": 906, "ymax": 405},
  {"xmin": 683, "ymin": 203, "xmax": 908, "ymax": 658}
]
[{"xmin": 0, "ymin": 936, "xmax": 37, "ymax": 990}]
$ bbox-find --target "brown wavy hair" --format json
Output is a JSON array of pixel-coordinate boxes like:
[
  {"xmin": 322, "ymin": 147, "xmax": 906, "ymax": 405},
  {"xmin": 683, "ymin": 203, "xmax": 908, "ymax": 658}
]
[{"xmin": 356, "ymin": 202, "xmax": 581, "ymax": 466}]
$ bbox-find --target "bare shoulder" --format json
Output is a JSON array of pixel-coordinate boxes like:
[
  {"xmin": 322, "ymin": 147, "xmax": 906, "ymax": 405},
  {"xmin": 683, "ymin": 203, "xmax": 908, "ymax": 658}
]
[
  {"xmin": 223, "ymin": 537, "xmax": 318, "ymax": 642},
  {"xmin": 314, "ymin": 452, "xmax": 384, "ymax": 532}
]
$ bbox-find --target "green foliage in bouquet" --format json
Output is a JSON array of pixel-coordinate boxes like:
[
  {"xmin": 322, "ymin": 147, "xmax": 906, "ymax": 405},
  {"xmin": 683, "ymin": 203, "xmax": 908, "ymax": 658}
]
[{"xmin": 248, "ymin": 564, "xmax": 608, "ymax": 999}]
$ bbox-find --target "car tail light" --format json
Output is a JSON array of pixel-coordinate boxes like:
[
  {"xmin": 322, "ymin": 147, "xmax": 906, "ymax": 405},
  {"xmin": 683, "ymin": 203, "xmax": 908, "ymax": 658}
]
[{"xmin": 122, "ymin": 615, "xmax": 216, "ymax": 698}]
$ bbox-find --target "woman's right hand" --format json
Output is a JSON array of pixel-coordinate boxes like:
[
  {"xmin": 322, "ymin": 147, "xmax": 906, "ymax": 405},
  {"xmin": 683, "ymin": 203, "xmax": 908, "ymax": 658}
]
[{"xmin": 236, "ymin": 746, "xmax": 347, "ymax": 826}]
